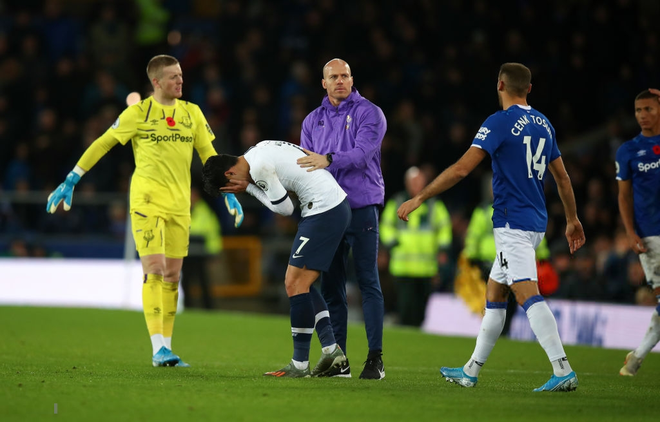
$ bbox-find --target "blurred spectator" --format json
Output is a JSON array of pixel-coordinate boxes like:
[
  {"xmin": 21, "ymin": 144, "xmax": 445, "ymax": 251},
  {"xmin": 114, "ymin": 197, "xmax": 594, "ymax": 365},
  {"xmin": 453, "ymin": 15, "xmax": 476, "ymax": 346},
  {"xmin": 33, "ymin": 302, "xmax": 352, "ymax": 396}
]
[
  {"xmin": 183, "ymin": 186, "xmax": 222, "ymax": 310},
  {"xmin": 3, "ymin": 143, "xmax": 31, "ymax": 190},
  {"xmin": 5, "ymin": 238, "xmax": 30, "ymax": 257},
  {"xmin": 87, "ymin": 2, "xmax": 133, "ymax": 86},
  {"xmin": 602, "ymin": 230, "xmax": 638, "ymax": 303},
  {"xmin": 103, "ymin": 198, "xmax": 125, "ymax": 236},
  {"xmin": 556, "ymin": 247, "xmax": 606, "ymax": 301},
  {"xmin": 134, "ymin": 0, "xmax": 169, "ymax": 65},
  {"xmin": 380, "ymin": 166, "xmax": 452, "ymax": 327},
  {"xmin": 41, "ymin": 0, "xmax": 82, "ymax": 63},
  {"xmin": 80, "ymin": 70, "xmax": 129, "ymax": 118}
]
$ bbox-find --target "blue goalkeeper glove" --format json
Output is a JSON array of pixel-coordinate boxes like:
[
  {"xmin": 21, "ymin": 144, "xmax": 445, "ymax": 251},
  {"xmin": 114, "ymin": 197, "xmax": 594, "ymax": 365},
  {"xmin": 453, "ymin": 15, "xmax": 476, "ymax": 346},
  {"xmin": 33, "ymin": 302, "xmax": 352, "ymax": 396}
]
[
  {"xmin": 46, "ymin": 171, "xmax": 81, "ymax": 213},
  {"xmin": 222, "ymin": 193, "xmax": 244, "ymax": 228}
]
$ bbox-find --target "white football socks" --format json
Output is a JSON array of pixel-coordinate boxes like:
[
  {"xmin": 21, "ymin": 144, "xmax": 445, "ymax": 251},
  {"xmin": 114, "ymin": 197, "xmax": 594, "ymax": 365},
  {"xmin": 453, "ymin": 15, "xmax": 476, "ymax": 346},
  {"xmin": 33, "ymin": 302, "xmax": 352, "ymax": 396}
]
[
  {"xmin": 526, "ymin": 301, "xmax": 572, "ymax": 376},
  {"xmin": 150, "ymin": 334, "xmax": 166, "ymax": 355},
  {"xmin": 635, "ymin": 310, "xmax": 660, "ymax": 360},
  {"xmin": 551, "ymin": 357, "xmax": 573, "ymax": 377},
  {"xmin": 464, "ymin": 307, "xmax": 506, "ymax": 377},
  {"xmin": 292, "ymin": 359, "xmax": 309, "ymax": 370},
  {"xmin": 322, "ymin": 343, "xmax": 337, "ymax": 355}
]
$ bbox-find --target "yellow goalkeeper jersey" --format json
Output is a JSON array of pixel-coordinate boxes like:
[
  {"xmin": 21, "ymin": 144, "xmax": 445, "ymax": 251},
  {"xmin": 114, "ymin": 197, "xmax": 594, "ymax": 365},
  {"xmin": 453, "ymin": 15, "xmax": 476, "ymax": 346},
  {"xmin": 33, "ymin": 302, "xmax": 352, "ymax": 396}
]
[{"xmin": 106, "ymin": 97, "xmax": 214, "ymax": 215}]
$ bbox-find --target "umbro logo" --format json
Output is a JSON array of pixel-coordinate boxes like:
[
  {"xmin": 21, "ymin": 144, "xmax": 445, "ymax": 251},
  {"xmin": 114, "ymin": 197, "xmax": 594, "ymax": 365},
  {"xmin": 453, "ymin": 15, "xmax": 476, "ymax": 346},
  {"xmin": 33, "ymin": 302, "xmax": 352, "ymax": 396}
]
[{"xmin": 637, "ymin": 150, "xmax": 647, "ymax": 157}]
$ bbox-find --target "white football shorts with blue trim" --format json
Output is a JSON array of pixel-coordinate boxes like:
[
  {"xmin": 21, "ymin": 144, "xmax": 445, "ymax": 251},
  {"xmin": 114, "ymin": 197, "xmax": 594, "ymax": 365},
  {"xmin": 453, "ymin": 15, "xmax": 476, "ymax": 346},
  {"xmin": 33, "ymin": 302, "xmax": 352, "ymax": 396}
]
[{"xmin": 489, "ymin": 227, "xmax": 545, "ymax": 286}]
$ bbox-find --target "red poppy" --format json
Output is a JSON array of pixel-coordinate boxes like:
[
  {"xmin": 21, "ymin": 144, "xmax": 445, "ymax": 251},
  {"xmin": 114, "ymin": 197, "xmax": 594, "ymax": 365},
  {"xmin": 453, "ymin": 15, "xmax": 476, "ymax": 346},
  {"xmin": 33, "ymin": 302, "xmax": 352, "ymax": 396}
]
[
  {"xmin": 653, "ymin": 145, "xmax": 660, "ymax": 155},
  {"xmin": 166, "ymin": 117, "xmax": 175, "ymax": 127}
]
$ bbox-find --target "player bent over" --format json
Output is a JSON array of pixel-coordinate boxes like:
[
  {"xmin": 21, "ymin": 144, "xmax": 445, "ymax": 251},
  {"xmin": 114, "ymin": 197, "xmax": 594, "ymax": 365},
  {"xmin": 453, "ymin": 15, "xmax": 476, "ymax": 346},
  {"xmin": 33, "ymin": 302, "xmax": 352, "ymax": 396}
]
[{"xmin": 203, "ymin": 140, "xmax": 350, "ymax": 377}]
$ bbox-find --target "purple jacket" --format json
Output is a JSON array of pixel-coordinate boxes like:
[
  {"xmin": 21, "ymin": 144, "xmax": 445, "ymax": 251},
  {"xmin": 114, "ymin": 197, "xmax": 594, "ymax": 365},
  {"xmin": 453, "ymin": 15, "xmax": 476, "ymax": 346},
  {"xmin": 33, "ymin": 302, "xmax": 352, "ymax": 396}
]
[{"xmin": 301, "ymin": 88, "xmax": 387, "ymax": 209}]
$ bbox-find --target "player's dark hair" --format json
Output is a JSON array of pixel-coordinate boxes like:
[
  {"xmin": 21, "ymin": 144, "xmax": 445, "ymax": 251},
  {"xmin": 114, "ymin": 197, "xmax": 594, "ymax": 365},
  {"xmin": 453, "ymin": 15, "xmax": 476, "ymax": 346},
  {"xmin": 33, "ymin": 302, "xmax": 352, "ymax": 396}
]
[
  {"xmin": 146, "ymin": 55, "xmax": 179, "ymax": 81},
  {"xmin": 635, "ymin": 89, "xmax": 656, "ymax": 102},
  {"xmin": 499, "ymin": 63, "xmax": 532, "ymax": 97},
  {"xmin": 202, "ymin": 154, "xmax": 239, "ymax": 197}
]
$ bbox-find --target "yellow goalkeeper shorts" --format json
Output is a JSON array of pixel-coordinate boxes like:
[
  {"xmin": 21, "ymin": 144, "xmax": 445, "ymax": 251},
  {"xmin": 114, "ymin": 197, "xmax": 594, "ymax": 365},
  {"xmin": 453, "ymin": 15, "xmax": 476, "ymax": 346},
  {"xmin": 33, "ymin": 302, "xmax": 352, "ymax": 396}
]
[{"xmin": 131, "ymin": 210, "xmax": 191, "ymax": 258}]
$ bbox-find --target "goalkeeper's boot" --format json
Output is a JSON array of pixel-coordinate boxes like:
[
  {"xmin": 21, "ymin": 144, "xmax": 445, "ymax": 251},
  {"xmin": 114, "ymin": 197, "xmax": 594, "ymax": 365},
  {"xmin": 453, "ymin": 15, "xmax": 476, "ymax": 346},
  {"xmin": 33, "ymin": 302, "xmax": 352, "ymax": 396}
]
[
  {"xmin": 533, "ymin": 371, "xmax": 578, "ymax": 392},
  {"xmin": 152, "ymin": 346, "xmax": 181, "ymax": 367},
  {"xmin": 440, "ymin": 366, "xmax": 478, "ymax": 388},
  {"xmin": 619, "ymin": 351, "xmax": 642, "ymax": 376},
  {"xmin": 263, "ymin": 361, "xmax": 311, "ymax": 378},
  {"xmin": 311, "ymin": 346, "xmax": 348, "ymax": 377}
]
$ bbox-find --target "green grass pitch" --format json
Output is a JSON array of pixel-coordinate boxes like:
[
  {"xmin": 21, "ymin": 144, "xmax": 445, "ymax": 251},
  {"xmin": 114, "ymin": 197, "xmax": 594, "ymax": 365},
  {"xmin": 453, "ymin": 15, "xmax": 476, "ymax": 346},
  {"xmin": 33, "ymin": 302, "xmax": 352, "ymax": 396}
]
[{"xmin": 0, "ymin": 306, "xmax": 657, "ymax": 422}]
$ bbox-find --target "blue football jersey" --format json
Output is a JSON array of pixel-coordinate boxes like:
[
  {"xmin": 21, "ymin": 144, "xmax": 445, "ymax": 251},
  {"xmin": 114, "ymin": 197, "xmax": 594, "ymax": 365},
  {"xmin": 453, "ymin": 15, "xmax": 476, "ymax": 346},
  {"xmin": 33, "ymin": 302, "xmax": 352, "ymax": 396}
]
[
  {"xmin": 615, "ymin": 133, "xmax": 660, "ymax": 237},
  {"xmin": 471, "ymin": 105, "xmax": 561, "ymax": 232}
]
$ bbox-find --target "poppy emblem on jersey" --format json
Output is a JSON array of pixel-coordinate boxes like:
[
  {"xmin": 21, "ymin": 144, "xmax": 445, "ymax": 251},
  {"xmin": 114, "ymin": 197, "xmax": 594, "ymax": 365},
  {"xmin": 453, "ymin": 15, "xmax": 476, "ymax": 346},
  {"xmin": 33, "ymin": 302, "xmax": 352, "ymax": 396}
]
[
  {"xmin": 166, "ymin": 117, "xmax": 176, "ymax": 127},
  {"xmin": 653, "ymin": 145, "xmax": 660, "ymax": 155}
]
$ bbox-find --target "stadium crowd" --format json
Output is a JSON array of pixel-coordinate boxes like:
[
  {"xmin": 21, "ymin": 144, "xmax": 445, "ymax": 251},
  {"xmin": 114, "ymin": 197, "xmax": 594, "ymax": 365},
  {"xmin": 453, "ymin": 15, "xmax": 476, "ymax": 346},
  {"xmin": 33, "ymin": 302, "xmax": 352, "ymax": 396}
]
[{"xmin": 1, "ymin": 0, "xmax": 659, "ymax": 308}]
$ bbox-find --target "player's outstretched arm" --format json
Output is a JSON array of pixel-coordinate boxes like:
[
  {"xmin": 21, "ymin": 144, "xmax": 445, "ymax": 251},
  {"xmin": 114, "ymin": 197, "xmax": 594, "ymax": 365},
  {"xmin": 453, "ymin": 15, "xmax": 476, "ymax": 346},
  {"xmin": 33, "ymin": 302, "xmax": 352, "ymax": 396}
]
[
  {"xmin": 548, "ymin": 156, "xmax": 586, "ymax": 254},
  {"xmin": 46, "ymin": 166, "xmax": 85, "ymax": 213},
  {"xmin": 397, "ymin": 146, "xmax": 486, "ymax": 221},
  {"xmin": 47, "ymin": 132, "xmax": 120, "ymax": 213}
]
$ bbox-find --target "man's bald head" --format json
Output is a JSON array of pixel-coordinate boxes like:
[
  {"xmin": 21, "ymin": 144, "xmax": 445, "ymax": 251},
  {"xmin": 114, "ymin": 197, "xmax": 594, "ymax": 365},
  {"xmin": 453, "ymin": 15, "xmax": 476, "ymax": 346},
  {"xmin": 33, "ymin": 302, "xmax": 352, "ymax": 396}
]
[{"xmin": 323, "ymin": 58, "xmax": 351, "ymax": 78}]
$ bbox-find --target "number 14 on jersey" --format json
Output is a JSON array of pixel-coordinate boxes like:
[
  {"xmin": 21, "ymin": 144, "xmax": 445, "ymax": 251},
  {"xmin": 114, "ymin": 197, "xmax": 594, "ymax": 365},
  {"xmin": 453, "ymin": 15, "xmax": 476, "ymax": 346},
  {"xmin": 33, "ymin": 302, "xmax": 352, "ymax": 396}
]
[{"xmin": 523, "ymin": 136, "xmax": 547, "ymax": 180}]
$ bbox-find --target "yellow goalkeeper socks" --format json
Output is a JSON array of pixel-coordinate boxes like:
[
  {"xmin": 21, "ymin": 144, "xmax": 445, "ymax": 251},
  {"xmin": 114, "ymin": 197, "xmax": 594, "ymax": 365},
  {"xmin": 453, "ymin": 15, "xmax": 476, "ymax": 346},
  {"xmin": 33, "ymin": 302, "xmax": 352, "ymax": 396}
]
[
  {"xmin": 143, "ymin": 273, "xmax": 165, "ymax": 355},
  {"xmin": 162, "ymin": 279, "xmax": 180, "ymax": 350}
]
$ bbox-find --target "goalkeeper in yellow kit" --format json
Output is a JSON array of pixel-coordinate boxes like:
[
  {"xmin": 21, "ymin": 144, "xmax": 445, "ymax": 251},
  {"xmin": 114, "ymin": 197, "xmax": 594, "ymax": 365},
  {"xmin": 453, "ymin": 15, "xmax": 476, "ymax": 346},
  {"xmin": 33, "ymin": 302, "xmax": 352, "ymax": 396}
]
[{"xmin": 46, "ymin": 55, "xmax": 244, "ymax": 367}]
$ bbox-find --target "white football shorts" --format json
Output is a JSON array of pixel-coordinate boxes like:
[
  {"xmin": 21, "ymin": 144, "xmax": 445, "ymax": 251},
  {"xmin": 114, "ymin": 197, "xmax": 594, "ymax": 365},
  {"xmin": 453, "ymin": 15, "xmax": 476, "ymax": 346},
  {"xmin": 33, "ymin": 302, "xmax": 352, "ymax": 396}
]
[
  {"xmin": 489, "ymin": 227, "xmax": 545, "ymax": 286},
  {"xmin": 639, "ymin": 235, "xmax": 660, "ymax": 289}
]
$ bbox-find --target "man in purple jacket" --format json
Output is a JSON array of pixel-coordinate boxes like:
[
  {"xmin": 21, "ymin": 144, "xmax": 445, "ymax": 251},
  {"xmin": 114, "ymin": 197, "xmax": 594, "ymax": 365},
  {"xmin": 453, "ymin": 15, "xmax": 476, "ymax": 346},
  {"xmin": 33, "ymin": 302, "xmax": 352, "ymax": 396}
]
[{"xmin": 297, "ymin": 58, "xmax": 387, "ymax": 380}]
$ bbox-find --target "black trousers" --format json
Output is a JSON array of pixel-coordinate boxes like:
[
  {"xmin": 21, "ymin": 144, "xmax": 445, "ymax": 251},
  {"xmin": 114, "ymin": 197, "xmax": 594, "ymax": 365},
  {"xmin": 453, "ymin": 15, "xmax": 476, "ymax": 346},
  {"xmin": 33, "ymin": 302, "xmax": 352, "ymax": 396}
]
[{"xmin": 396, "ymin": 277, "xmax": 432, "ymax": 327}]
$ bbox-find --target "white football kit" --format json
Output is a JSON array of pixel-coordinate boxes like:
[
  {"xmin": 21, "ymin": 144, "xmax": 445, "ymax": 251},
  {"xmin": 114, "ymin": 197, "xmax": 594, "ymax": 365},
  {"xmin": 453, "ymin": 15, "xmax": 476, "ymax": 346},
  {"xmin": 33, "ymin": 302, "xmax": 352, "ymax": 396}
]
[{"xmin": 244, "ymin": 141, "xmax": 347, "ymax": 217}]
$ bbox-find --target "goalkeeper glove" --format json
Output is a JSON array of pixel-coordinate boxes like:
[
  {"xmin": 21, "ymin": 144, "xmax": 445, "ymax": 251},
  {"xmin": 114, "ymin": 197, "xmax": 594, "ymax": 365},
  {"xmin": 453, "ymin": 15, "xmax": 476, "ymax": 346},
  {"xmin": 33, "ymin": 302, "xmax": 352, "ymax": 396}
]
[
  {"xmin": 46, "ymin": 171, "xmax": 81, "ymax": 213},
  {"xmin": 222, "ymin": 193, "xmax": 244, "ymax": 228}
]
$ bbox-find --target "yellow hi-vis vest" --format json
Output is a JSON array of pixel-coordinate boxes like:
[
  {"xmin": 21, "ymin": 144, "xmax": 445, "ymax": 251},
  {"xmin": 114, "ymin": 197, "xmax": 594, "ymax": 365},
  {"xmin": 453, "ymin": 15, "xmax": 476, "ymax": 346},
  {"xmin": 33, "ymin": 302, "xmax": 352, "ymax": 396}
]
[
  {"xmin": 190, "ymin": 199, "xmax": 223, "ymax": 254},
  {"xmin": 463, "ymin": 203, "xmax": 550, "ymax": 263},
  {"xmin": 380, "ymin": 193, "xmax": 452, "ymax": 278}
]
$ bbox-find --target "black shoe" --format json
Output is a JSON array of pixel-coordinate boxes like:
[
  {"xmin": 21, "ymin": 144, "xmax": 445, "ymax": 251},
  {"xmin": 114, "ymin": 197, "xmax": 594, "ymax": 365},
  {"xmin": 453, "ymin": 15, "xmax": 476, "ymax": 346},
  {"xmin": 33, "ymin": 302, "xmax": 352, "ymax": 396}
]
[
  {"xmin": 359, "ymin": 353, "xmax": 385, "ymax": 380},
  {"xmin": 317, "ymin": 358, "xmax": 351, "ymax": 378}
]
